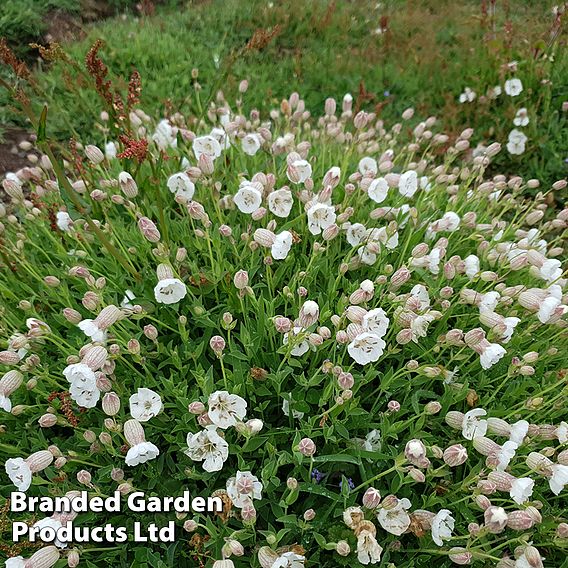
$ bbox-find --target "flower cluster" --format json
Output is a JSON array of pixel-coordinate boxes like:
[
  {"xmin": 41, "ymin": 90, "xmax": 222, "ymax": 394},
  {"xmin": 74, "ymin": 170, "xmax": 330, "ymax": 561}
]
[{"xmin": 0, "ymin": 83, "xmax": 566, "ymax": 568}]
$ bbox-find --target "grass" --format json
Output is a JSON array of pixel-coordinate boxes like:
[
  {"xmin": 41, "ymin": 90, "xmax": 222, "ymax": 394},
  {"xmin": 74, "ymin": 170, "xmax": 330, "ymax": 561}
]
[{"xmin": 1, "ymin": 0, "xmax": 567, "ymax": 186}]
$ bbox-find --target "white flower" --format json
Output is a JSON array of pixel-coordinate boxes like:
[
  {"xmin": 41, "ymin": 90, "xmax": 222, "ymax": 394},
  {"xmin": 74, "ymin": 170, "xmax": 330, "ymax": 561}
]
[
  {"xmin": 306, "ymin": 203, "xmax": 336, "ymax": 235},
  {"xmin": 356, "ymin": 530, "xmax": 383, "ymax": 565},
  {"xmin": 121, "ymin": 289, "xmax": 136, "ymax": 308},
  {"xmin": 125, "ymin": 442, "xmax": 160, "ymax": 466},
  {"xmin": 167, "ymin": 172, "xmax": 195, "ymax": 201},
  {"xmin": 368, "ymin": 178, "xmax": 389, "ymax": 203},
  {"xmin": 505, "ymin": 78, "xmax": 523, "ymax": 96},
  {"xmin": 510, "ymin": 477, "xmax": 534, "ymax": 505},
  {"xmin": 459, "ymin": 87, "xmax": 476, "ymax": 103},
  {"xmin": 513, "ymin": 108, "xmax": 529, "ymax": 127},
  {"xmin": 410, "ymin": 313, "xmax": 436, "ymax": 342},
  {"xmin": 272, "ymin": 231, "xmax": 293, "ymax": 260},
  {"xmin": 33, "ymin": 517, "xmax": 67, "ymax": 548},
  {"xmin": 242, "ymin": 133, "xmax": 262, "ymax": 156},
  {"xmin": 398, "ymin": 170, "xmax": 418, "ymax": 197},
  {"xmin": 152, "ymin": 120, "xmax": 176, "ymax": 150},
  {"xmin": 348, "ymin": 332, "xmax": 386, "ymax": 365},
  {"xmin": 193, "ymin": 135, "xmax": 222, "ymax": 160},
  {"xmin": 410, "ymin": 284, "xmax": 431, "ymax": 310},
  {"xmin": 549, "ymin": 464, "xmax": 568, "ymax": 495},
  {"xmin": 272, "ymin": 552, "xmax": 306, "ymax": 568},
  {"xmin": 479, "ymin": 291, "xmax": 500, "ymax": 312},
  {"xmin": 56, "ymin": 211, "xmax": 73, "ymax": 232},
  {"xmin": 185, "ymin": 426, "xmax": 229, "ymax": 472},
  {"xmin": 78, "ymin": 319, "xmax": 107, "ymax": 343},
  {"xmin": 509, "ymin": 420, "xmax": 529, "ymax": 445},
  {"xmin": 480, "ymin": 343, "xmax": 507, "ymax": 370},
  {"xmin": 290, "ymin": 159, "xmax": 312, "ymax": 183},
  {"xmin": 69, "ymin": 382, "xmax": 100, "ymax": 408},
  {"xmin": 376, "ymin": 497, "xmax": 411, "ymax": 535},
  {"xmin": 358, "ymin": 157, "xmax": 378, "ymax": 176},
  {"xmin": 362, "ymin": 308, "xmax": 389, "ymax": 337},
  {"xmin": 154, "ymin": 278, "xmax": 187, "ymax": 305},
  {"xmin": 129, "ymin": 388, "xmax": 163, "ymax": 422},
  {"xmin": 507, "ymin": 129, "xmax": 527, "ymax": 155},
  {"xmin": 540, "ymin": 259, "xmax": 562, "ymax": 282},
  {"xmin": 496, "ymin": 441, "xmax": 518, "ymax": 471},
  {"xmin": 5, "ymin": 457, "xmax": 32, "ymax": 491},
  {"xmin": 364, "ymin": 429, "xmax": 381, "ymax": 451},
  {"xmin": 63, "ymin": 363, "xmax": 97, "ymax": 390},
  {"xmin": 226, "ymin": 470, "xmax": 263, "ymax": 508},
  {"xmin": 5, "ymin": 556, "xmax": 25, "ymax": 568},
  {"xmin": 210, "ymin": 127, "xmax": 230, "ymax": 149},
  {"xmin": 283, "ymin": 326, "xmax": 310, "ymax": 356},
  {"xmin": 234, "ymin": 183, "xmax": 262, "ymax": 214},
  {"xmin": 282, "ymin": 395, "xmax": 304, "ymax": 420},
  {"xmin": 208, "ymin": 391, "xmax": 247, "ymax": 429},
  {"xmin": 431, "ymin": 509, "xmax": 454, "ymax": 546},
  {"xmin": 0, "ymin": 394, "xmax": 12, "ymax": 412},
  {"xmin": 464, "ymin": 254, "xmax": 480, "ymax": 278},
  {"xmin": 462, "ymin": 408, "xmax": 488, "ymax": 440},
  {"xmin": 268, "ymin": 188, "xmax": 294, "ymax": 218},
  {"xmin": 346, "ymin": 223, "xmax": 367, "ymax": 246}
]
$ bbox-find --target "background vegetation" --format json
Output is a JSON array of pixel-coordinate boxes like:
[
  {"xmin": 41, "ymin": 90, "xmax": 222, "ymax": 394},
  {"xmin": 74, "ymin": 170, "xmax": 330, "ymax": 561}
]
[{"xmin": 1, "ymin": 0, "xmax": 567, "ymax": 186}]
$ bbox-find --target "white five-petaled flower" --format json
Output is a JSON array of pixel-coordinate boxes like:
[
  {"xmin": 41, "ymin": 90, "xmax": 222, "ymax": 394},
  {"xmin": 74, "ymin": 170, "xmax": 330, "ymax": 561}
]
[
  {"xmin": 185, "ymin": 425, "xmax": 229, "ymax": 472},
  {"xmin": 358, "ymin": 156, "xmax": 378, "ymax": 176},
  {"xmin": 125, "ymin": 442, "xmax": 160, "ymax": 467},
  {"xmin": 368, "ymin": 177, "xmax": 389, "ymax": 203},
  {"xmin": 376, "ymin": 497, "xmax": 412, "ymax": 535},
  {"xmin": 431, "ymin": 509, "xmax": 455, "ymax": 546},
  {"xmin": 496, "ymin": 440, "xmax": 519, "ymax": 471},
  {"xmin": 504, "ymin": 78, "xmax": 523, "ymax": 97},
  {"xmin": 242, "ymin": 133, "xmax": 262, "ymax": 156},
  {"xmin": 356, "ymin": 529, "xmax": 383, "ymax": 565},
  {"xmin": 346, "ymin": 223, "xmax": 367, "ymax": 246},
  {"xmin": 268, "ymin": 188, "xmax": 294, "ymax": 218},
  {"xmin": 272, "ymin": 552, "xmax": 306, "ymax": 568},
  {"xmin": 78, "ymin": 319, "xmax": 107, "ymax": 343},
  {"xmin": 226, "ymin": 470, "xmax": 263, "ymax": 508},
  {"xmin": 56, "ymin": 211, "xmax": 73, "ymax": 232},
  {"xmin": 362, "ymin": 308, "xmax": 389, "ymax": 337},
  {"xmin": 129, "ymin": 388, "xmax": 163, "ymax": 422},
  {"xmin": 513, "ymin": 108, "xmax": 529, "ymax": 126},
  {"xmin": 154, "ymin": 278, "xmax": 187, "ymax": 305},
  {"xmin": 282, "ymin": 394, "xmax": 305, "ymax": 419},
  {"xmin": 208, "ymin": 391, "xmax": 247, "ymax": 429},
  {"xmin": 289, "ymin": 159, "xmax": 312, "ymax": 183},
  {"xmin": 510, "ymin": 477, "xmax": 534, "ymax": 505},
  {"xmin": 348, "ymin": 332, "xmax": 386, "ymax": 365},
  {"xmin": 306, "ymin": 203, "xmax": 336, "ymax": 235},
  {"xmin": 283, "ymin": 326, "xmax": 310, "ymax": 356},
  {"xmin": 192, "ymin": 135, "xmax": 222, "ymax": 160},
  {"xmin": 5, "ymin": 457, "xmax": 32, "ymax": 491},
  {"xmin": 398, "ymin": 170, "xmax": 418, "ymax": 198},
  {"xmin": 507, "ymin": 129, "xmax": 528, "ymax": 155},
  {"xmin": 234, "ymin": 183, "xmax": 263, "ymax": 214},
  {"xmin": 167, "ymin": 172, "xmax": 195, "ymax": 201},
  {"xmin": 459, "ymin": 87, "xmax": 476, "ymax": 103},
  {"xmin": 549, "ymin": 464, "xmax": 568, "ymax": 495},
  {"xmin": 63, "ymin": 363, "xmax": 100, "ymax": 409},
  {"xmin": 272, "ymin": 231, "xmax": 293, "ymax": 260},
  {"xmin": 462, "ymin": 408, "xmax": 488, "ymax": 440}
]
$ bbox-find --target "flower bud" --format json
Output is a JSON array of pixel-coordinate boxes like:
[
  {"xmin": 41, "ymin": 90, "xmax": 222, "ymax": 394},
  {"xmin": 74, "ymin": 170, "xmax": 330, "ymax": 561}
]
[
  {"xmin": 77, "ymin": 470, "xmax": 92, "ymax": 485},
  {"xmin": 138, "ymin": 217, "xmax": 161, "ymax": 242},
  {"xmin": 443, "ymin": 444, "xmax": 468, "ymax": 467},
  {"xmin": 336, "ymin": 540, "xmax": 350, "ymax": 556},
  {"xmin": 39, "ymin": 414, "xmax": 57, "ymax": 428},
  {"xmin": 362, "ymin": 487, "xmax": 381, "ymax": 509},
  {"xmin": 26, "ymin": 450, "xmax": 53, "ymax": 472},
  {"xmin": 298, "ymin": 437, "xmax": 316, "ymax": 456}
]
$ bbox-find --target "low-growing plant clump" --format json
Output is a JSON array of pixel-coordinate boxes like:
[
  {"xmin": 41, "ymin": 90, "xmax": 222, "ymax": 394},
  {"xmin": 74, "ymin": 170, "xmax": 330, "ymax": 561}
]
[{"xmin": 0, "ymin": 42, "xmax": 567, "ymax": 568}]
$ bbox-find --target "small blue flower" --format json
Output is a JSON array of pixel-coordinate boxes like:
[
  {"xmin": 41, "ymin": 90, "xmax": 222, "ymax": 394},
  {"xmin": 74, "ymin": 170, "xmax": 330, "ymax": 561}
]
[
  {"xmin": 384, "ymin": 90, "xmax": 391, "ymax": 97},
  {"xmin": 311, "ymin": 468, "xmax": 325, "ymax": 483},
  {"xmin": 339, "ymin": 477, "xmax": 355, "ymax": 491}
]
